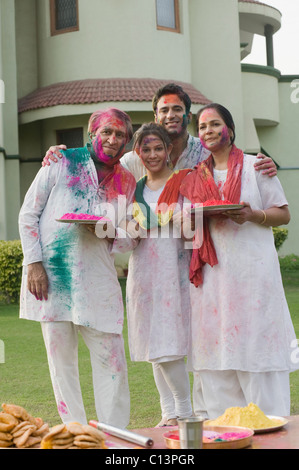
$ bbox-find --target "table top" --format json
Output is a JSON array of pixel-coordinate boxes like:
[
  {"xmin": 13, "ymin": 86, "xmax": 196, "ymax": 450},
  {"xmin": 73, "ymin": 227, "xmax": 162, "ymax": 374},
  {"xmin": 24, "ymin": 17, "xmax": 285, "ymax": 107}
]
[{"xmin": 107, "ymin": 416, "xmax": 299, "ymax": 450}]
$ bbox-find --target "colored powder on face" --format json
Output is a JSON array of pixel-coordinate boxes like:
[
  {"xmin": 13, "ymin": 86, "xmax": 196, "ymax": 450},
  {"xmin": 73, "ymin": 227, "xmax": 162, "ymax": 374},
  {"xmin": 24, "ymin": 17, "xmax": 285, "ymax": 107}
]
[
  {"xmin": 91, "ymin": 115, "xmax": 127, "ymax": 166},
  {"xmin": 219, "ymin": 126, "xmax": 230, "ymax": 145},
  {"xmin": 161, "ymin": 94, "xmax": 184, "ymax": 106}
]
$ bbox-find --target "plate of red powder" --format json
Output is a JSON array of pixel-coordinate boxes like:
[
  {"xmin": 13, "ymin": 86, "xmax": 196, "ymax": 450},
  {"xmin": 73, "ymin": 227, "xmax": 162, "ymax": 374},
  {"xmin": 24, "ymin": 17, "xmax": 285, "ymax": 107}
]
[
  {"xmin": 56, "ymin": 213, "xmax": 111, "ymax": 224},
  {"xmin": 191, "ymin": 199, "xmax": 244, "ymax": 214}
]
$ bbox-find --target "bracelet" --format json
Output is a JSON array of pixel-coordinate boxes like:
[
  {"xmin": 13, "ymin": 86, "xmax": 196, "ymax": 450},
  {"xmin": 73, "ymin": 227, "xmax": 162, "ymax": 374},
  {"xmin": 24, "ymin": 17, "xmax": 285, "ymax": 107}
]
[{"xmin": 260, "ymin": 210, "xmax": 267, "ymax": 225}]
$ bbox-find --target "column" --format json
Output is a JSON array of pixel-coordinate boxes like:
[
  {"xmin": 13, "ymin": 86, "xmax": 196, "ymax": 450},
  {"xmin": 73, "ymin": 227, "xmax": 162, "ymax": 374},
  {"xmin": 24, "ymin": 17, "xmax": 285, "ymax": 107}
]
[{"xmin": 265, "ymin": 24, "xmax": 274, "ymax": 68}]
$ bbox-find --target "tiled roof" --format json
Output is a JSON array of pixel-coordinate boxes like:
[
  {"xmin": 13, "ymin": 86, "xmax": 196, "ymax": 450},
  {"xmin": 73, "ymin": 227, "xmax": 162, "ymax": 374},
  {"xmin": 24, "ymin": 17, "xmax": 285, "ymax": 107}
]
[{"xmin": 18, "ymin": 78, "xmax": 211, "ymax": 113}]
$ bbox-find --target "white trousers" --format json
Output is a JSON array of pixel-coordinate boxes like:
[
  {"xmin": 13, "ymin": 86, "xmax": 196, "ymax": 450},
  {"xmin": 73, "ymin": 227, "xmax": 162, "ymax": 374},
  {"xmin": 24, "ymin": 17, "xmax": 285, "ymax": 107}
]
[
  {"xmin": 193, "ymin": 369, "xmax": 291, "ymax": 419},
  {"xmin": 41, "ymin": 321, "xmax": 130, "ymax": 428},
  {"xmin": 152, "ymin": 358, "xmax": 193, "ymax": 420}
]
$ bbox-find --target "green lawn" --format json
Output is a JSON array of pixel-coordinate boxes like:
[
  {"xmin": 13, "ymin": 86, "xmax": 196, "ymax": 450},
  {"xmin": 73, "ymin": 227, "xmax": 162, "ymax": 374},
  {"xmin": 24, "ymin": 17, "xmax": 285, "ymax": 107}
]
[{"xmin": 0, "ymin": 274, "xmax": 299, "ymax": 428}]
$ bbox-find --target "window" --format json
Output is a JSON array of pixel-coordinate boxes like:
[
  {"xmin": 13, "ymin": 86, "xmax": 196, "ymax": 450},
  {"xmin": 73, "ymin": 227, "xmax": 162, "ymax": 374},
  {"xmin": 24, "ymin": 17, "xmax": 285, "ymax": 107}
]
[
  {"xmin": 156, "ymin": 0, "xmax": 180, "ymax": 32},
  {"xmin": 50, "ymin": 0, "xmax": 79, "ymax": 36},
  {"xmin": 56, "ymin": 128, "xmax": 84, "ymax": 148}
]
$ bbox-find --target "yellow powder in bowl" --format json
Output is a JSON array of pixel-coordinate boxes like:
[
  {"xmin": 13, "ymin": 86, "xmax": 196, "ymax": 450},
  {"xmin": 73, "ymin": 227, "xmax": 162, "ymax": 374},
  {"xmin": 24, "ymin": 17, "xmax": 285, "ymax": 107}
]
[{"xmin": 207, "ymin": 403, "xmax": 282, "ymax": 429}]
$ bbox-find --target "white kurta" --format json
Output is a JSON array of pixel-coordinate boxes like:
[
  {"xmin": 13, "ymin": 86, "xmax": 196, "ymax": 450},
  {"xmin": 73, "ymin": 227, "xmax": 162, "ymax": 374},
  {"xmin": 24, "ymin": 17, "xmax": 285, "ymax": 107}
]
[
  {"xmin": 189, "ymin": 154, "xmax": 298, "ymax": 373},
  {"xmin": 19, "ymin": 148, "xmax": 135, "ymax": 335},
  {"xmin": 124, "ymin": 186, "xmax": 192, "ymax": 363}
]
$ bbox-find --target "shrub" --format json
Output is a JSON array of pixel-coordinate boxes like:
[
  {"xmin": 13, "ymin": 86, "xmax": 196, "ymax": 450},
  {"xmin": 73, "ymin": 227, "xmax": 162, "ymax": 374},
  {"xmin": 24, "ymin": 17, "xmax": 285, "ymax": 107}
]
[
  {"xmin": 272, "ymin": 227, "xmax": 288, "ymax": 251},
  {"xmin": 279, "ymin": 254, "xmax": 299, "ymax": 271},
  {"xmin": 0, "ymin": 240, "xmax": 23, "ymax": 304}
]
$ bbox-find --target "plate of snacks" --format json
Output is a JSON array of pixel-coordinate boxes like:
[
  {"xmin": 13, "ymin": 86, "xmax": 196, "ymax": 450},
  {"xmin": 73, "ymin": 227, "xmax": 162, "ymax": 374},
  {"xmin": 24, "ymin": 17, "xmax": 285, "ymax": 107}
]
[
  {"xmin": 163, "ymin": 425, "xmax": 254, "ymax": 450},
  {"xmin": 205, "ymin": 403, "xmax": 288, "ymax": 434},
  {"xmin": 56, "ymin": 213, "xmax": 110, "ymax": 224},
  {"xmin": 0, "ymin": 403, "xmax": 50, "ymax": 448},
  {"xmin": 40, "ymin": 422, "xmax": 107, "ymax": 449}
]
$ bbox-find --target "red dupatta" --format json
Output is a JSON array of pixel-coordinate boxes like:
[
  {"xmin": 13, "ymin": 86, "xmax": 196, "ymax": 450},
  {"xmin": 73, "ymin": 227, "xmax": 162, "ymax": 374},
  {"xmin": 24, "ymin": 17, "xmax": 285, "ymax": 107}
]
[{"xmin": 180, "ymin": 145, "xmax": 244, "ymax": 287}]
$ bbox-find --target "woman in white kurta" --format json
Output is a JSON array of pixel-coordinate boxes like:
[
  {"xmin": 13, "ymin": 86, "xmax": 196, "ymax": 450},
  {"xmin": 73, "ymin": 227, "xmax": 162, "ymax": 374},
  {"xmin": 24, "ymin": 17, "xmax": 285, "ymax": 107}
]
[
  {"xmin": 180, "ymin": 103, "xmax": 298, "ymax": 419},
  {"xmin": 19, "ymin": 108, "xmax": 136, "ymax": 428},
  {"xmin": 116, "ymin": 123, "xmax": 193, "ymax": 426}
]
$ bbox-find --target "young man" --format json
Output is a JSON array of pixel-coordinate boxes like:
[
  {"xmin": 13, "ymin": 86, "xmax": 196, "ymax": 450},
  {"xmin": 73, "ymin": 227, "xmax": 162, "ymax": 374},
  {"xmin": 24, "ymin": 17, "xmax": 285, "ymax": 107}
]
[{"xmin": 19, "ymin": 108, "xmax": 136, "ymax": 429}]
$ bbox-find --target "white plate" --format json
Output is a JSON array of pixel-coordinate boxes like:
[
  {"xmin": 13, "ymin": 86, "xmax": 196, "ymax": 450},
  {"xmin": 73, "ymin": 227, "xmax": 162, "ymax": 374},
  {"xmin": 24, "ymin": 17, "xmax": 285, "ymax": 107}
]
[
  {"xmin": 205, "ymin": 415, "xmax": 288, "ymax": 434},
  {"xmin": 253, "ymin": 416, "xmax": 289, "ymax": 434}
]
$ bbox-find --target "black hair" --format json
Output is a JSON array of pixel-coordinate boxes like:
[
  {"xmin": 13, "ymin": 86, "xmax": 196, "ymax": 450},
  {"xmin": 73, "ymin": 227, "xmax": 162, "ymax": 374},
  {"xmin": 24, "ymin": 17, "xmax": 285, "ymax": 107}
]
[
  {"xmin": 152, "ymin": 83, "xmax": 192, "ymax": 115},
  {"xmin": 133, "ymin": 122, "xmax": 172, "ymax": 152}
]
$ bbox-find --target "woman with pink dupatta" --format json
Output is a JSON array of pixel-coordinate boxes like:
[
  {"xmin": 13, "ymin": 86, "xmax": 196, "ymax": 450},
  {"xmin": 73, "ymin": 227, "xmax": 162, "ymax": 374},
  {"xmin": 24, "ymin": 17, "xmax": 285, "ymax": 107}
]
[{"xmin": 180, "ymin": 103, "xmax": 298, "ymax": 419}]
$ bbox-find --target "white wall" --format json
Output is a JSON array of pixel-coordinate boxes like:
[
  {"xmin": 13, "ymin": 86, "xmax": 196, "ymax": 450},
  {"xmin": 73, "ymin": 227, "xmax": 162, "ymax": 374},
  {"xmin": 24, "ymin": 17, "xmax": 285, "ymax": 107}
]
[
  {"xmin": 36, "ymin": 0, "xmax": 192, "ymax": 86},
  {"xmin": 189, "ymin": 0, "xmax": 245, "ymax": 149}
]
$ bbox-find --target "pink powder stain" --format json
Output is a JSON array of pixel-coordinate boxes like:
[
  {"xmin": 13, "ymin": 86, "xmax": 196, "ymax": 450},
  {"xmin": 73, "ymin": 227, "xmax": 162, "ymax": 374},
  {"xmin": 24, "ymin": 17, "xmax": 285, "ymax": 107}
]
[
  {"xmin": 57, "ymin": 401, "xmax": 68, "ymax": 415},
  {"xmin": 67, "ymin": 176, "xmax": 81, "ymax": 187}
]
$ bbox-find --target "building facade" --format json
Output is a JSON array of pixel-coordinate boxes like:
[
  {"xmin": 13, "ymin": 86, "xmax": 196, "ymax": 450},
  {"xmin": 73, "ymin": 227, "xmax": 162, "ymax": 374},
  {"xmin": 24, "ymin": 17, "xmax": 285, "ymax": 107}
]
[{"xmin": 0, "ymin": 0, "xmax": 298, "ymax": 255}]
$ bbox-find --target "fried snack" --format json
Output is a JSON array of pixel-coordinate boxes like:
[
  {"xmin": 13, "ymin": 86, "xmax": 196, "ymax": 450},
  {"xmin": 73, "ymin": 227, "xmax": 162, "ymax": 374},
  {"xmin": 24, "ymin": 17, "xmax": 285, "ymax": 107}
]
[
  {"xmin": 0, "ymin": 439, "xmax": 13, "ymax": 448},
  {"xmin": 66, "ymin": 422, "xmax": 84, "ymax": 435},
  {"xmin": 34, "ymin": 422, "xmax": 50, "ymax": 436},
  {"xmin": 72, "ymin": 424, "xmax": 107, "ymax": 449},
  {"xmin": 2, "ymin": 403, "xmax": 37, "ymax": 426},
  {"xmin": 17, "ymin": 435, "xmax": 42, "ymax": 449},
  {"xmin": 12, "ymin": 421, "xmax": 36, "ymax": 437},
  {"xmin": 41, "ymin": 422, "xmax": 107, "ymax": 449},
  {"xmin": 0, "ymin": 404, "xmax": 50, "ymax": 448},
  {"xmin": 0, "ymin": 412, "xmax": 18, "ymax": 432},
  {"xmin": 13, "ymin": 426, "xmax": 37, "ymax": 448},
  {"xmin": 81, "ymin": 424, "xmax": 106, "ymax": 441},
  {"xmin": 0, "ymin": 431, "xmax": 13, "ymax": 440},
  {"xmin": 40, "ymin": 424, "xmax": 71, "ymax": 449}
]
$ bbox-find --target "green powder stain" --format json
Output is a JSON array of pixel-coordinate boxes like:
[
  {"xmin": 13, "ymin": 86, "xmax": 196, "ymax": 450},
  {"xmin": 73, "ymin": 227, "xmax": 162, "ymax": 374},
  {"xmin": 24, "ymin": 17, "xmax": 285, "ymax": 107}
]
[
  {"xmin": 47, "ymin": 228, "xmax": 77, "ymax": 308},
  {"xmin": 62, "ymin": 146, "xmax": 94, "ymax": 201}
]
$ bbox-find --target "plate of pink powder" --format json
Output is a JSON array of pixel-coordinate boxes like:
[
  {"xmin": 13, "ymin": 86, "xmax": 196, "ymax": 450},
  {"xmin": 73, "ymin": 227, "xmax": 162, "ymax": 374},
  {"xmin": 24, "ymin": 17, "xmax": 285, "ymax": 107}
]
[
  {"xmin": 56, "ymin": 213, "xmax": 110, "ymax": 224},
  {"xmin": 164, "ymin": 426, "xmax": 254, "ymax": 449}
]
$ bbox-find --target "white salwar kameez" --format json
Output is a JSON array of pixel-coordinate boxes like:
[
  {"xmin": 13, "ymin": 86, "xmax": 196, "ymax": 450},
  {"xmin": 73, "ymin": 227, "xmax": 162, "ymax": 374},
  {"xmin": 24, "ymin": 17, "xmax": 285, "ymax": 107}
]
[
  {"xmin": 19, "ymin": 148, "xmax": 135, "ymax": 427},
  {"xmin": 113, "ymin": 181, "xmax": 193, "ymax": 422},
  {"xmin": 189, "ymin": 155, "xmax": 298, "ymax": 418}
]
